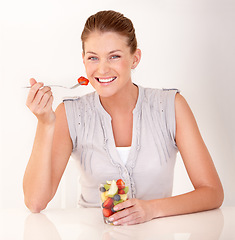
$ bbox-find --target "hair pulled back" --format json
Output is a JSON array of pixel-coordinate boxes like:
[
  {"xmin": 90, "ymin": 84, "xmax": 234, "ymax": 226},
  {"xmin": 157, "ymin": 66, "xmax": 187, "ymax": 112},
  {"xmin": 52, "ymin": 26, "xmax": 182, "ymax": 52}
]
[{"xmin": 81, "ymin": 10, "xmax": 137, "ymax": 54}]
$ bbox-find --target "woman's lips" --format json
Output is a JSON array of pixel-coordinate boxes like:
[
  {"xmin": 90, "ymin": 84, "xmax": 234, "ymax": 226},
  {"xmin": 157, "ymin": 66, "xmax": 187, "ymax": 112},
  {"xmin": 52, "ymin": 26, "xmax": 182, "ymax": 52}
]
[{"xmin": 95, "ymin": 77, "xmax": 117, "ymax": 83}]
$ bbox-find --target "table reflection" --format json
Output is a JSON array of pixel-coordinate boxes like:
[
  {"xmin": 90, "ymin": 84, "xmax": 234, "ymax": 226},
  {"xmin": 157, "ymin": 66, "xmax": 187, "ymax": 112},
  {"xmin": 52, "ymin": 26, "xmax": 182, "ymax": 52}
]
[
  {"xmin": 24, "ymin": 213, "xmax": 61, "ymax": 240},
  {"xmin": 101, "ymin": 209, "xmax": 224, "ymax": 240},
  {"xmin": 23, "ymin": 208, "xmax": 224, "ymax": 240}
]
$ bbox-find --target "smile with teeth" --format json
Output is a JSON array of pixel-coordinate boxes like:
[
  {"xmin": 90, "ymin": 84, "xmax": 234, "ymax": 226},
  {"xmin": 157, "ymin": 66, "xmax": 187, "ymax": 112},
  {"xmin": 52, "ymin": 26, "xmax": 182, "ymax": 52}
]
[{"xmin": 95, "ymin": 77, "xmax": 117, "ymax": 83}]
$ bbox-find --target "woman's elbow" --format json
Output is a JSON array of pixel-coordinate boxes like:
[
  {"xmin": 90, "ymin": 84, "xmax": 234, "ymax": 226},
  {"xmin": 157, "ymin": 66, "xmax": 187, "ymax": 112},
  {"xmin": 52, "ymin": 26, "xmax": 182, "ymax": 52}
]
[
  {"xmin": 211, "ymin": 184, "xmax": 224, "ymax": 209},
  {"xmin": 24, "ymin": 198, "xmax": 47, "ymax": 213},
  {"xmin": 216, "ymin": 188, "xmax": 224, "ymax": 208}
]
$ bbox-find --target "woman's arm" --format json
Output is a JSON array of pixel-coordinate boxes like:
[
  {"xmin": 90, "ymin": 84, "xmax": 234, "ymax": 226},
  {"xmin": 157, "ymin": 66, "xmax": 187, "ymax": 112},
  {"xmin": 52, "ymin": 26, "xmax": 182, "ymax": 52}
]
[
  {"xmin": 109, "ymin": 93, "xmax": 224, "ymax": 225},
  {"xmin": 23, "ymin": 79, "xmax": 72, "ymax": 213},
  {"xmin": 153, "ymin": 93, "xmax": 224, "ymax": 217}
]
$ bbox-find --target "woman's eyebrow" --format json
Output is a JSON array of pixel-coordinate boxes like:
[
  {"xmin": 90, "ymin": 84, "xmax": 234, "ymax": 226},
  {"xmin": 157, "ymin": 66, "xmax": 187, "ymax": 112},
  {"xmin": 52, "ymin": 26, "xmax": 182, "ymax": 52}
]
[
  {"xmin": 109, "ymin": 50, "xmax": 122, "ymax": 54},
  {"xmin": 86, "ymin": 51, "xmax": 98, "ymax": 55},
  {"xmin": 86, "ymin": 50, "xmax": 122, "ymax": 55}
]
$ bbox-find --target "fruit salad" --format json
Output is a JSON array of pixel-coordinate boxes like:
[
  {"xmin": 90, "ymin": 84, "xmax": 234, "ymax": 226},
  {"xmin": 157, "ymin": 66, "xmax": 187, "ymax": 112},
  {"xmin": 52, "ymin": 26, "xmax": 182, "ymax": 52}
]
[{"xmin": 99, "ymin": 179, "xmax": 129, "ymax": 224}]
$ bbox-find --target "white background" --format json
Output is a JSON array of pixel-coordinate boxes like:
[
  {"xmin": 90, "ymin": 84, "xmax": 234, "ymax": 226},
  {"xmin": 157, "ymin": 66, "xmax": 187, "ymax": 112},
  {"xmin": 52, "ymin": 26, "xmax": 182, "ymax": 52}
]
[{"xmin": 0, "ymin": 0, "xmax": 234, "ymax": 209}]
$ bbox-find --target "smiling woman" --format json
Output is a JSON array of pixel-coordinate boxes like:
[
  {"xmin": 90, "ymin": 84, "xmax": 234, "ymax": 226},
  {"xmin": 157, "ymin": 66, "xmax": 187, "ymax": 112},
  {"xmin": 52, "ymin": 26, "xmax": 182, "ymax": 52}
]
[
  {"xmin": 82, "ymin": 31, "xmax": 141, "ymax": 98},
  {"xmin": 23, "ymin": 10, "xmax": 224, "ymax": 225}
]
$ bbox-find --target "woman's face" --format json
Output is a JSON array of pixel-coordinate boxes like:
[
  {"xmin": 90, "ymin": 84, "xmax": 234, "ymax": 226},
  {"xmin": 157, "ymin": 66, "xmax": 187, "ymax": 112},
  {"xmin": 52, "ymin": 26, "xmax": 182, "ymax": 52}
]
[{"xmin": 82, "ymin": 31, "xmax": 141, "ymax": 98}]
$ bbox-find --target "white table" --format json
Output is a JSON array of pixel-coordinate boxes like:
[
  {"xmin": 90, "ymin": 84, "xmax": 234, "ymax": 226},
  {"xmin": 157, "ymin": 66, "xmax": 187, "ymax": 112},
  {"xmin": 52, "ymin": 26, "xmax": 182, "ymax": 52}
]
[{"xmin": 0, "ymin": 207, "xmax": 234, "ymax": 239}]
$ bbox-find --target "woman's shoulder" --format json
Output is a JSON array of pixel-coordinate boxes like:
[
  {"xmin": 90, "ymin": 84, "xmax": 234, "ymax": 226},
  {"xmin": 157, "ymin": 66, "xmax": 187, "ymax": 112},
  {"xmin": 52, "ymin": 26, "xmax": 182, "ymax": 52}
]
[
  {"xmin": 63, "ymin": 91, "xmax": 96, "ymax": 103},
  {"xmin": 62, "ymin": 91, "xmax": 97, "ymax": 109},
  {"xmin": 62, "ymin": 91, "xmax": 97, "ymax": 121},
  {"xmin": 140, "ymin": 85, "xmax": 180, "ymax": 105}
]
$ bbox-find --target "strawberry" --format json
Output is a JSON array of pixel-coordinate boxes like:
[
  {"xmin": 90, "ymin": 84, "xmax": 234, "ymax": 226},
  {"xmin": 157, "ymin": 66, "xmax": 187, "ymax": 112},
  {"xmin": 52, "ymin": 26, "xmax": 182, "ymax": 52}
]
[
  {"xmin": 116, "ymin": 179, "xmax": 125, "ymax": 190},
  {"xmin": 118, "ymin": 189, "xmax": 125, "ymax": 194},
  {"xmin": 103, "ymin": 208, "xmax": 113, "ymax": 217},
  {"xmin": 78, "ymin": 76, "xmax": 89, "ymax": 85},
  {"xmin": 102, "ymin": 197, "xmax": 114, "ymax": 209}
]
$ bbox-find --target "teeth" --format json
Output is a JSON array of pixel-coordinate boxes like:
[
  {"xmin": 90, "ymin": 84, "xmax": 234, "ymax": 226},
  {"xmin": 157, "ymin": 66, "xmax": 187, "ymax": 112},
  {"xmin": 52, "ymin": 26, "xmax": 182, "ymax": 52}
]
[{"xmin": 97, "ymin": 77, "xmax": 116, "ymax": 83}]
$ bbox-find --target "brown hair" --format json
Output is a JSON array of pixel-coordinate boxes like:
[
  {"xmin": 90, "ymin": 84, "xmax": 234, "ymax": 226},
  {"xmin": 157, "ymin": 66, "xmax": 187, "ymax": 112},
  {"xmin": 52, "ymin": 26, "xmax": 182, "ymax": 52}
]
[{"xmin": 81, "ymin": 10, "xmax": 137, "ymax": 54}]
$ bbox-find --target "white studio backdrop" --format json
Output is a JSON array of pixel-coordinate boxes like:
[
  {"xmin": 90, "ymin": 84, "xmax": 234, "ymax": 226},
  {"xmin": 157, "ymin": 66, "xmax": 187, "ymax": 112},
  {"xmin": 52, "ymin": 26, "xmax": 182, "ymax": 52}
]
[{"xmin": 0, "ymin": 0, "xmax": 234, "ymax": 209}]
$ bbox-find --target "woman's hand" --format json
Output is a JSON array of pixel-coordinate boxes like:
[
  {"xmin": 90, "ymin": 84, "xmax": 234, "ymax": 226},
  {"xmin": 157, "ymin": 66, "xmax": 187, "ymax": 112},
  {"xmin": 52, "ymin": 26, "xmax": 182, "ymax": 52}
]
[
  {"xmin": 26, "ymin": 78, "xmax": 55, "ymax": 124},
  {"xmin": 109, "ymin": 198, "xmax": 154, "ymax": 225}
]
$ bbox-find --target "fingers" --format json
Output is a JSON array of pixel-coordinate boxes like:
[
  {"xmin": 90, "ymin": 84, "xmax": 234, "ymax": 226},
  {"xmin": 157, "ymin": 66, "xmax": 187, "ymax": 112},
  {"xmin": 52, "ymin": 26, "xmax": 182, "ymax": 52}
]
[
  {"xmin": 33, "ymin": 86, "xmax": 52, "ymax": 107},
  {"xmin": 30, "ymin": 87, "xmax": 53, "ymax": 114},
  {"xmin": 113, "ymin": 198, "xmax": 135, "ymax": 212},
  {"xmin": 111, "ymin": 207, "xmax": 140, "ymax": 225},
  {"xmin": 26, "ymin": 81, "xmax": 44, "ymax": 106},
  {"xmin": 26, "ymin": 79, "xmax": 54, "ymax": 116},
  {"xmin": 29, "ymin": 78, "xmax": 37, "ymax": 87},
  {"xmin": 109, "ymin": 199, "xmax": 152, "ymax": 225},
  {"xmin": 110, "ymin": 199, "xmax": 138, "ymax": 225},
  {"xmin": 44, "ymin": 94, "xmax": 54, "ymax": 111},
  {"xmin": 115, "ymin": 213, "xmax": 141, "ymax": 225}
]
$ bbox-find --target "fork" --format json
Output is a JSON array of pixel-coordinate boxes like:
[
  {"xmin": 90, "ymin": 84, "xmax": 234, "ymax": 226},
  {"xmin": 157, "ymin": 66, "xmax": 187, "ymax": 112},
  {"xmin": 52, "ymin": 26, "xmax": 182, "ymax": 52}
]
[
  {"xmin": 24, "ymin": 76, "xmax": 89, "ymax": 89},
  {"xmin": 24, "ymin": 81, "xmax": 86, "ymax": 89}
]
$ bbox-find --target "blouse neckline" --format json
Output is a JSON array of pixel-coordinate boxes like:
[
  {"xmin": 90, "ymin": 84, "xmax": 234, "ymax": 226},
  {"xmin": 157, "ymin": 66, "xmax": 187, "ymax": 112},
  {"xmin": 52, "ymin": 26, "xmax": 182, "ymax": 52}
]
[{"xmin": 94, "ymin": 84, "xmax": 143, "ymax": 120}]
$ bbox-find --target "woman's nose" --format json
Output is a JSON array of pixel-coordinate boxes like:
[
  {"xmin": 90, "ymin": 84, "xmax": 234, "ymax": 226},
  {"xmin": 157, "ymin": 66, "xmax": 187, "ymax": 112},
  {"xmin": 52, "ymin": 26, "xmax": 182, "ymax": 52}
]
[{"xmin": 97, "ymin": 60, "xmax": 110, "ymax": 75}]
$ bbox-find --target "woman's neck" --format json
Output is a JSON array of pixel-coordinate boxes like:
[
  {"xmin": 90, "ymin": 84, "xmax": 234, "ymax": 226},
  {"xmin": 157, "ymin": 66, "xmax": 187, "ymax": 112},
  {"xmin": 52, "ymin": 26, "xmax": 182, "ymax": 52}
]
[{"xmin": 99, "ymin": 82, "xmax": 138, "ymax": 116}]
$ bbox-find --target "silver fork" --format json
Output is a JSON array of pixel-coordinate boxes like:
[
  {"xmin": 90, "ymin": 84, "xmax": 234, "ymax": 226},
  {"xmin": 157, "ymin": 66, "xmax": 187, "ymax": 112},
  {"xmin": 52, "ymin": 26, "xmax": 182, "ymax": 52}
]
[{"xmin": 24, "ymin": 81, "xmax": 86, "ymax": 89}]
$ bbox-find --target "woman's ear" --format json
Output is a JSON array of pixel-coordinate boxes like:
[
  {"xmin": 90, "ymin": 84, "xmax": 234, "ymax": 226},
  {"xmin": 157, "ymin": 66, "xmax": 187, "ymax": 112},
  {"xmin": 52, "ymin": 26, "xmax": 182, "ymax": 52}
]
[{"xmin": 132, "ymin": 48, "xmax": 141, "ymax": 69}]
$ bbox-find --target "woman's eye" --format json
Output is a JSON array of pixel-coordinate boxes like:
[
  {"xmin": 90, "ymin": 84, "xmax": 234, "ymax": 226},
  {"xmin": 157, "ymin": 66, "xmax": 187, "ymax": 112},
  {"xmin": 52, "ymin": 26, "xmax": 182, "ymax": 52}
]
[
  {"xmin": 88, "ymin": 57, "xmax": 98, "ymax": 61},
  {"xmin": 110, "ymin": 55, "xmax": 120, "ymax": 59}
]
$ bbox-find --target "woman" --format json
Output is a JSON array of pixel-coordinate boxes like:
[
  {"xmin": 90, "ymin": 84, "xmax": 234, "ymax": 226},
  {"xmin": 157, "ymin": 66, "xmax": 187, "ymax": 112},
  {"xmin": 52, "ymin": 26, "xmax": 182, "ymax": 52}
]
[{"xmin": 23, "ymin": 10, "xmax": 224, "ymax": 225}]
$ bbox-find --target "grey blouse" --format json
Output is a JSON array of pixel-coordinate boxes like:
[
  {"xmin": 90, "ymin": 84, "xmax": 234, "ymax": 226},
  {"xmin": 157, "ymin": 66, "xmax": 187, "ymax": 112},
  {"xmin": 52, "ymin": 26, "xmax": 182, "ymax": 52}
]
[{"xmin": 63, "ymin": 85, "xmax": 179, "ymax": 207}]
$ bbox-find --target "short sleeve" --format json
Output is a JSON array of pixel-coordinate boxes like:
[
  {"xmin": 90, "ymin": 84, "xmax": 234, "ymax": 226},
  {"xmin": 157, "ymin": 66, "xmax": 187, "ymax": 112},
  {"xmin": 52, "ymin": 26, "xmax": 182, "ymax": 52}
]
[{"xmin": 162, "ymin": 88, "xmax": 180, "ymax": 148}]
